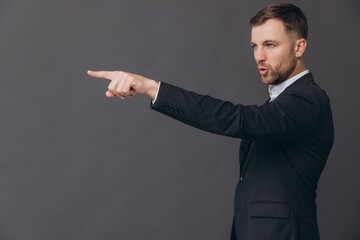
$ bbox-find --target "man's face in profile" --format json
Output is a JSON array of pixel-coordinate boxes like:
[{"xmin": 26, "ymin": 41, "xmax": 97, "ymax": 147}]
[{"xmin": 250, "ymin": 19, "xmax": 299, "ymax": 85}]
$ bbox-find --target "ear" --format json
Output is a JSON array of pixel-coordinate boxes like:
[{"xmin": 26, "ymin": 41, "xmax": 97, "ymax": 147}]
[{"xmin": 294, "ymin": 38, "xmax": 307, "ymax": 58}]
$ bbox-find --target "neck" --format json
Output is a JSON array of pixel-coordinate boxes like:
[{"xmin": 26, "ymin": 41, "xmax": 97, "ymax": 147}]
[{"xmin": 290, "ymin": 59, "xmax": 306, "ymax": 79}]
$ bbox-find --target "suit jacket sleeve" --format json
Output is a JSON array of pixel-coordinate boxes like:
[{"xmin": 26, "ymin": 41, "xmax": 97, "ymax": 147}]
[{"xmin": 150, "ymin": 81, "xmax": 321, "ymax": 141}]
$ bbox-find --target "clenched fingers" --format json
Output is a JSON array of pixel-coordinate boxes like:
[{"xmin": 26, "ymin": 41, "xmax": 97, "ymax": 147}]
[{"xmin": 107, "ymin": 72, "xmax": 136, "ymax": 99}]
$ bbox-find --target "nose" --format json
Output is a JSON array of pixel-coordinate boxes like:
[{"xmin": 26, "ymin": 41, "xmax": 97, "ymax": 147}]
[{"xmin": 254, "ymin": 47, "xmax": 266, "ymax": 64}]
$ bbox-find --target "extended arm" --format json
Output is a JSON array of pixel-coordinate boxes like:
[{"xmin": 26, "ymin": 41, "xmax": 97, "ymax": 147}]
[{"xmin": 150, "ymin": 82, "xmax": 320, "ymax": 141}]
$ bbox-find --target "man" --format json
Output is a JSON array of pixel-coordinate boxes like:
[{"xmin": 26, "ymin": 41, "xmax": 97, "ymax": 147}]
[{"xmin": 87, "ymin": 3, "xmax": 334, "ymax": 240}]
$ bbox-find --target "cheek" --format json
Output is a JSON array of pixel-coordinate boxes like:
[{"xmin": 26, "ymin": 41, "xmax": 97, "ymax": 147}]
[{"xmin": 269, "ymin": 50, "xmax": 291, "ymax": 69}]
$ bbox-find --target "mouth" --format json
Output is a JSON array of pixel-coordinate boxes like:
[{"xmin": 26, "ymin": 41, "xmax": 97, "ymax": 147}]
[{"xmin": 258, "ymin": 67, "xmax": 269, "ymax": 76}]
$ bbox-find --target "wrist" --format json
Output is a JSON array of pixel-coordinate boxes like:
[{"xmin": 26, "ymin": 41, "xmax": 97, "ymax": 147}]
[{"xmin": 146, "ymin": 79, "xmax": 160, "ymax": 100}]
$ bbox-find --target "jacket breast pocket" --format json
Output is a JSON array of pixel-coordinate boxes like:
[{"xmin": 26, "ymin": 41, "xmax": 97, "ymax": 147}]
[{"xmin": 248, "ymin": 201, "xmax": 294, "ymax": 240}]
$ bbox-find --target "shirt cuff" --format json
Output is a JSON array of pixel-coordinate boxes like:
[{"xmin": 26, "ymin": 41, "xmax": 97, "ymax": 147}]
[{"xmin": 152, "ymin": 81, "xmax": 161, "ymax": 104}]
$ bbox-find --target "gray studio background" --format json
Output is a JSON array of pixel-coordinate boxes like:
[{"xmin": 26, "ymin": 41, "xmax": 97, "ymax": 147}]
[{"xmin": 0, "ymin": 0, "xmax": 359, "ymax": 239}]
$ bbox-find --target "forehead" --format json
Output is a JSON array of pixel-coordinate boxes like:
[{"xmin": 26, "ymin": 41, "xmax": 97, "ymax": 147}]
[{"xmin": 251, "ymin": 19, "xmax": 288, "ymax": 43}]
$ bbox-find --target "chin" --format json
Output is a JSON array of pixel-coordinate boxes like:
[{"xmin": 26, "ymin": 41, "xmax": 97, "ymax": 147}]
[{"xmin": 261, "ymin": 77, "xmax": 273, "ymax": 85}]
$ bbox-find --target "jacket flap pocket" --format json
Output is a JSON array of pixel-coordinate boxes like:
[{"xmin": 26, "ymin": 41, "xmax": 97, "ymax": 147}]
[{"xmin": 249, "ymin": 202, "xmax": 289, "ymax": 219}]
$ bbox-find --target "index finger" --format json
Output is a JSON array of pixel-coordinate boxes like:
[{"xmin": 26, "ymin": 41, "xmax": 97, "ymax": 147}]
[{"xmin": 87, "ymin": 70, "xmax": 117, "ymax": 81}]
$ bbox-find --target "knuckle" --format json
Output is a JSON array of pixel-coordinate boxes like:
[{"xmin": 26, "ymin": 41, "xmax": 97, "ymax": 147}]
[
  {"xmin": 108, "ymin": 85, "xmax": 115, "ymax": 92},
  {"xmin": 118, "ymin": 71, "xmax": 125, "ymax": 78},
  {"xmin": 116, "ymin": 87, "xmax": 123, "ymax": 94}
]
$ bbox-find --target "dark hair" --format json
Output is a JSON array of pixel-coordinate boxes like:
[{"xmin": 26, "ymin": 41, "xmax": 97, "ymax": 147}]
[{"xmin": 249, "ymin": 3, "xmax": 308, "ymax": 39}]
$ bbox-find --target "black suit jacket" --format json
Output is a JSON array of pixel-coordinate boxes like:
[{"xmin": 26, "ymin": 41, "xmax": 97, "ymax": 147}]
[{"xmin": 150, "ymin": 73, "xmax": 334, "ymax": 240}]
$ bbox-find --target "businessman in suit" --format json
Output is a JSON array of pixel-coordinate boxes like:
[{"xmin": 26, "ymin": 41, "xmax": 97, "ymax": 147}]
[{"xmin": 87, "ymin": 3, "xmax": 334, "ymax": 240}]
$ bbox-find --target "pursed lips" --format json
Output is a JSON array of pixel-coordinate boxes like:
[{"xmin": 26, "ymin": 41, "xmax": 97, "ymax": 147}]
[{"xmin": 258, "ymin": 65, "xmax": 269, "ymax": 75}]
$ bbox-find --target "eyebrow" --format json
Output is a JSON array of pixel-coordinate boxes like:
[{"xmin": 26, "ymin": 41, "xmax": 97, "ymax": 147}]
[
  {"xmin": 263, "ymin": 40, "xmax": 278, "ymax": 44},
  {"xmin": 250, "ymin": 40, "xmax": 279, "ymax": 45}
]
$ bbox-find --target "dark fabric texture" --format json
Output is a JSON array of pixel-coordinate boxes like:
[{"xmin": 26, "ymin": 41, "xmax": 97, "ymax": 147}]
[{"xmin": 151, "ymin": 73, "xmax": 334, "ymax": 240}]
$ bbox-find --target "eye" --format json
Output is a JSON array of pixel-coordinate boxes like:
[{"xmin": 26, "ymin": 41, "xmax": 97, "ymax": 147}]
[
  {"xmin": 251, "ymin": 44, "xmax": 257, "ymax": 50},
  {"xmin": 266, "ymin": 43, "xmax": 276, "ymax": 48}
]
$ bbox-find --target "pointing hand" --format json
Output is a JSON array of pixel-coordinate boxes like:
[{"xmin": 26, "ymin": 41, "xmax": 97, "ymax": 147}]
[{"xmin": 87, "ymin": 70, "xmax": 159, "ymax": 100}]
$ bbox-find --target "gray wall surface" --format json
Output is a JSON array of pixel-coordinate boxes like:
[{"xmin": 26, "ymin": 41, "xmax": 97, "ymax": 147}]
[{"xmin": 0, "ymin": 0, "xmax": 359, "ymax": 239}]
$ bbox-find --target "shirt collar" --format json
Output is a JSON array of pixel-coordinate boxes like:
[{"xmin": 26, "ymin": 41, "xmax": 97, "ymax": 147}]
[{"xmin": 268, "ymin": 70, "xmax": 309, "ymax": 102}]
